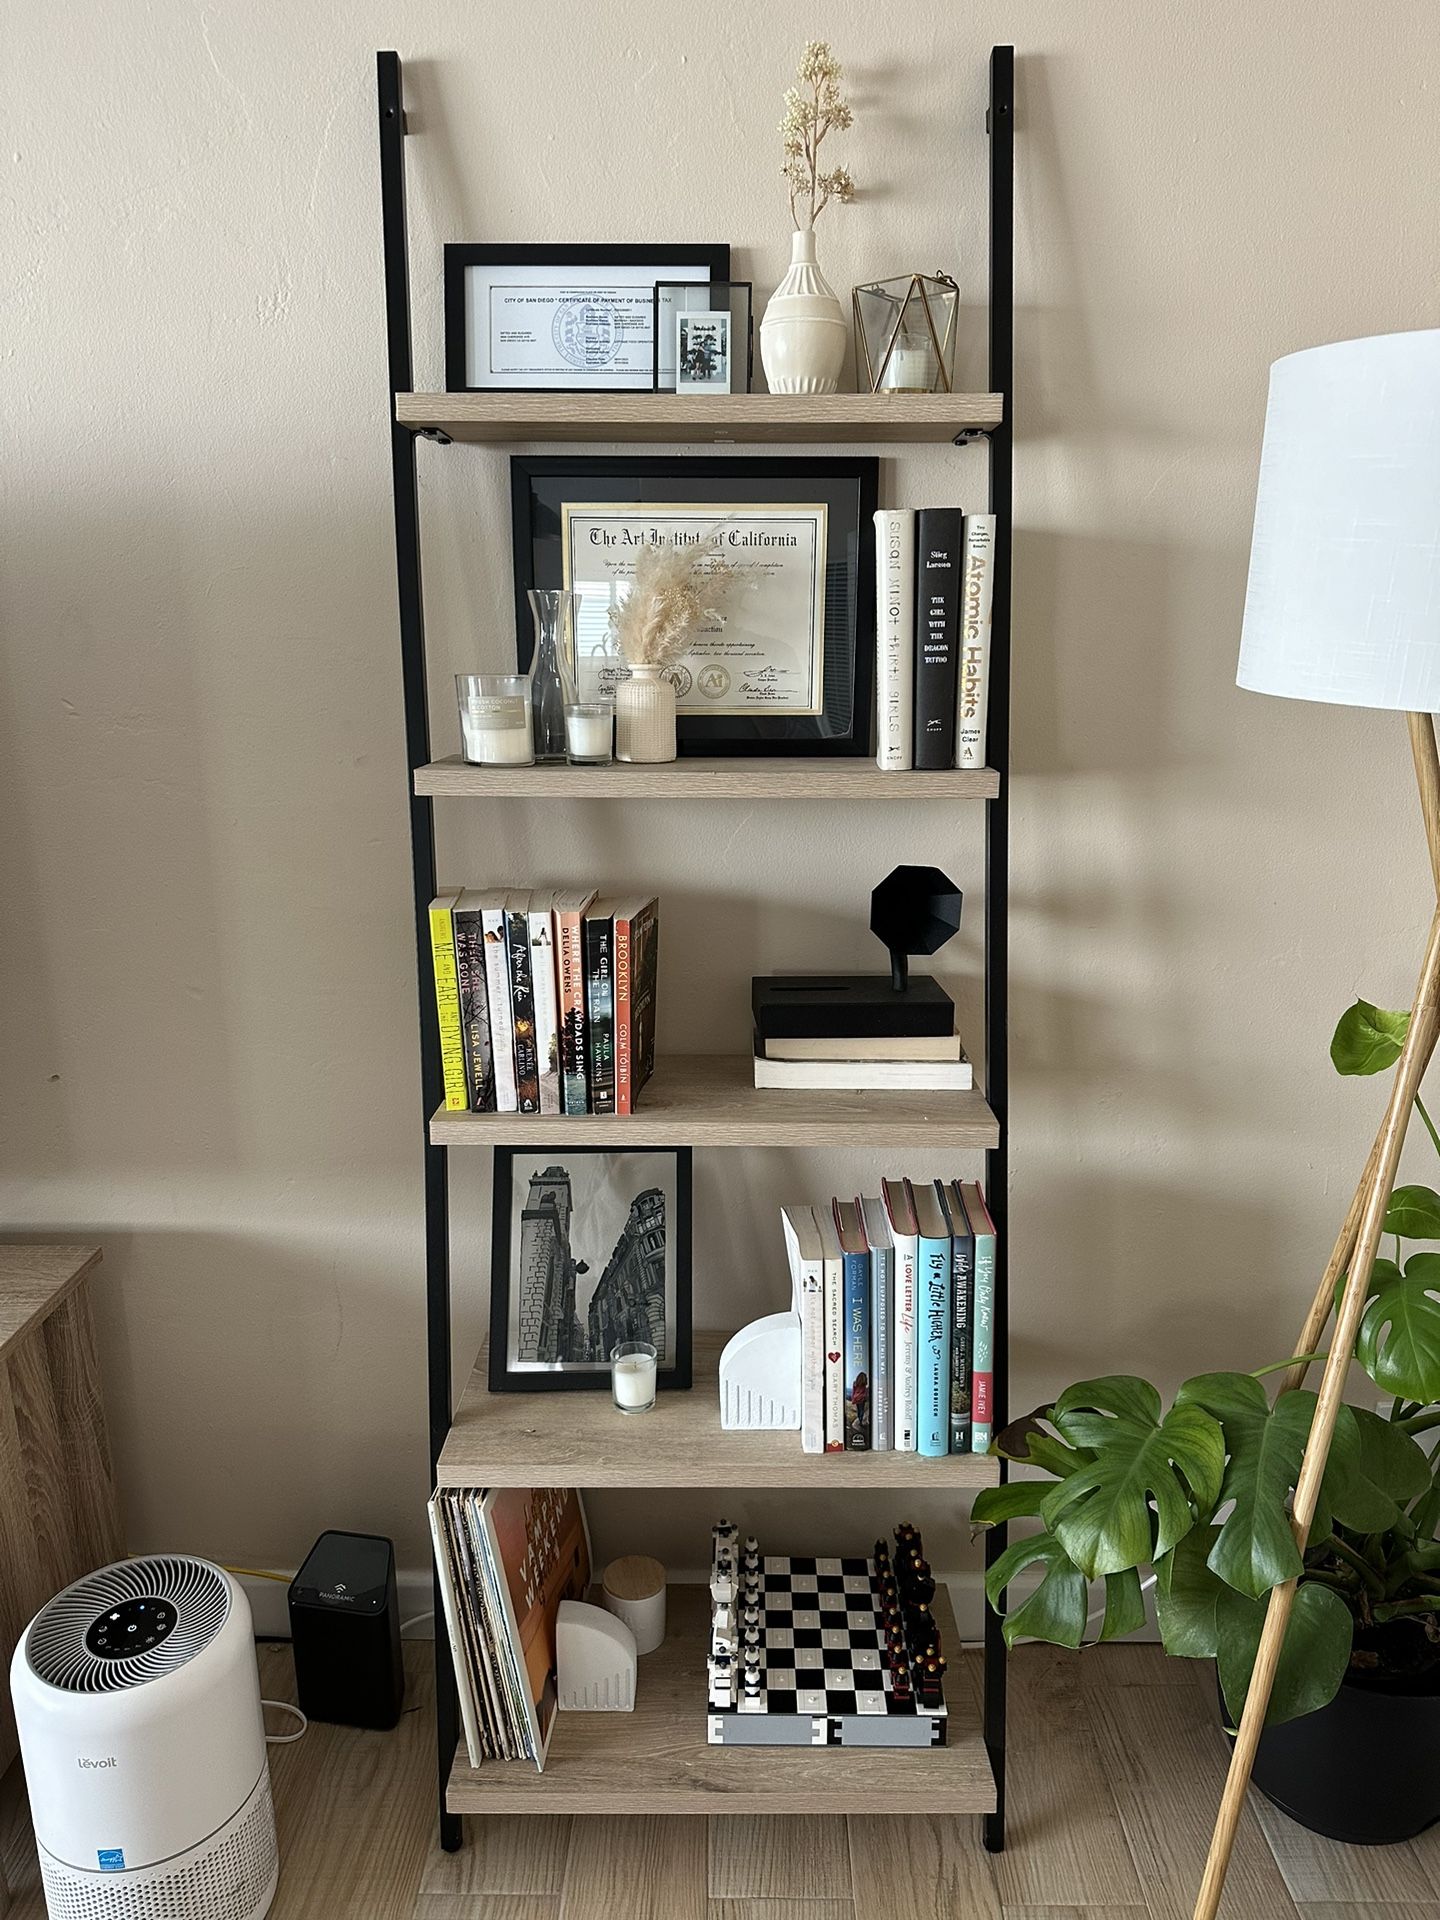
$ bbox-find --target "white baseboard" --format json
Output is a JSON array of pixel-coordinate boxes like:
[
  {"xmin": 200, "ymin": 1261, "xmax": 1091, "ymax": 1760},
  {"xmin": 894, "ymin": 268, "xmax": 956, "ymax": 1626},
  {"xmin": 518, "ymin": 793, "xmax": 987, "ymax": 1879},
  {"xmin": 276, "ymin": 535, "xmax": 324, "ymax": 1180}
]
[{"xmin": 240, "ymin": 1569, "xmax": 436, "ymax": 1640}]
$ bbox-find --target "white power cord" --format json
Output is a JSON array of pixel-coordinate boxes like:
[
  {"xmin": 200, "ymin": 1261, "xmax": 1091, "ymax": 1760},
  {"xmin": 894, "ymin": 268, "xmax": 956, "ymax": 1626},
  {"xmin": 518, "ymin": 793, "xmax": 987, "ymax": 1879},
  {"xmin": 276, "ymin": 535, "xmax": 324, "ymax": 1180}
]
[{"xmin": 261, "ymin": 1699, "xmax": 308, "ymax": 1746}]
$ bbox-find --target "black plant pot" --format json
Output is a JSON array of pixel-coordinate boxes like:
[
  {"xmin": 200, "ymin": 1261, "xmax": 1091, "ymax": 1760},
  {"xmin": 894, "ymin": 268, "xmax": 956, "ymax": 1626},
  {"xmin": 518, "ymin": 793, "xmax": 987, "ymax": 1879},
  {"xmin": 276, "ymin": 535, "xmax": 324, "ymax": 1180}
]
[{"xmin": 1230, "ymin": 1672, "xmax": 1440, "ymax": 1845}]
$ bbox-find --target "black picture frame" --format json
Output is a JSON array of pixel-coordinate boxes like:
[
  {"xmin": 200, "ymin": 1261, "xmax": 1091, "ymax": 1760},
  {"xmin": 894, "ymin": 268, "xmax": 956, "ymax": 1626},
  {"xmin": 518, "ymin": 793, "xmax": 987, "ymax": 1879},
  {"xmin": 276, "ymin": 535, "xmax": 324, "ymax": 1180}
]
[
  {"xmin": 510, "ymin": 455, "xmax": 879, "ymax": 757},
  {"xmin": 445, "ymin": 244, "xmax": 731, "ymax": 394},
  {"xmin": 487, "ymin": 1145, "xmax": 693, "ymax": 1393}
]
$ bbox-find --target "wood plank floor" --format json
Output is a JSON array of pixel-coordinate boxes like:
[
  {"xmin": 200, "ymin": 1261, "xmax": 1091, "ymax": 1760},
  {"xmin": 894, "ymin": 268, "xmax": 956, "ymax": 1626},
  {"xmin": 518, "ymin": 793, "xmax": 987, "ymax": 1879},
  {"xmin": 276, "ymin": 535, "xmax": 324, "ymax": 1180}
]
[{"xmin": 3, "ymin": 1641, "xmax": 1438, "ymax": 1917}]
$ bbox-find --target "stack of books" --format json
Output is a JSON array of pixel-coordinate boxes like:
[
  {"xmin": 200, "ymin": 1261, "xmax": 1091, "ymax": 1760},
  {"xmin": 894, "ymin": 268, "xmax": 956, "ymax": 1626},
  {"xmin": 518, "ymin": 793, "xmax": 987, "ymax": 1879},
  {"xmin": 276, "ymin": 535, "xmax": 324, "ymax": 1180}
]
[
  {"xmin": 781, "ymin": 1181, "xmax": 996, "ymax": 1457},
  {"xmin": 874, "ymin": 508, "xmax": 996, "ymax": 772},
  {"xmin": 429, "ymin": 890, "xmax": 658, "ymax": 1116},
  {"xmin": 752, "ymin": 975, "xmax": 971, "ymax": 1092},
  {"xmin": 428, "ymin": 1485, "xmax": 590, "ymax": 1770}
]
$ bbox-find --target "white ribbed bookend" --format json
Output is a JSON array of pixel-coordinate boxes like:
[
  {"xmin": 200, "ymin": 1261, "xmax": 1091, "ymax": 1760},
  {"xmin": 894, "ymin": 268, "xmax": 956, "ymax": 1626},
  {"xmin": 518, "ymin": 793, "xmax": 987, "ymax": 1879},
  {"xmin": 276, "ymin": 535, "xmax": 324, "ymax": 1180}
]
[{"xmin": 556, "ymin": 1601, "xmax": 637, "ymax": 1713}]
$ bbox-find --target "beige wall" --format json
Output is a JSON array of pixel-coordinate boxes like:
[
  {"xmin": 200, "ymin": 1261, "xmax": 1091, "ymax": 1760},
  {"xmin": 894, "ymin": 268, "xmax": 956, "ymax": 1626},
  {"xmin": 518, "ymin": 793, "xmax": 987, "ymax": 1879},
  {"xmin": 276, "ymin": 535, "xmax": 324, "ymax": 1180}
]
[{"xmin": 5, "ymin": 2, "xmax": 1440, "ymax": 1586}]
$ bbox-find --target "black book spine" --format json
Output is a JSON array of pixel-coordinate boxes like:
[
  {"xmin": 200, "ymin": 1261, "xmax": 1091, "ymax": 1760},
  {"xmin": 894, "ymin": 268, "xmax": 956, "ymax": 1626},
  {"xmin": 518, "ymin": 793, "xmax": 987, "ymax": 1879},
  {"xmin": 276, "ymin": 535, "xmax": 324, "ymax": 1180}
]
[
  {"xmin": 913, "ymin": 508, "xmax": 963, "ymax": 769},
  {"xmin": 506, "ymin": 906, "xmax": 540, "ymax": 1114},
  {"xmin": 453, "ymin": 907, "xmax": 495, "ymax": 1111},
  {"xmin": 584, "ymin": 915, "xmax": 616, "ymax": 1115}
]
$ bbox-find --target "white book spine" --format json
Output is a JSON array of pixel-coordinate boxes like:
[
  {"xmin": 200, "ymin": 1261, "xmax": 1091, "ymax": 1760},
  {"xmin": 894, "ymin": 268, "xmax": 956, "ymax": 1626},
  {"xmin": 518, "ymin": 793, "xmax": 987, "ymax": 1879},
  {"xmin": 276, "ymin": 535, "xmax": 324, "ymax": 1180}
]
[
  {"xmin": 874, "ymin": 509, "xmax": 915, "ymax": 770},
  {"xmin": 782, "ymin": 1206, "xmax": 826, "ymax": 1456},
  {"xmin": 816, "ymin": 1211, "xmax": 845, "ymax": 1453},
  {"xmin": 481, "ymin": 906, "xmax": 519, "ymax": 1113},
  {"xmin": 893, "ymin": 1231, "xmax": 919, "ymax": 1452},
  {"xmin": 529, "ymin": 905, "xmax": 562, "ymax": 1115},
  {"xmin": 956, "ymin": 512, "xmax": 996, "ymax": 768}
]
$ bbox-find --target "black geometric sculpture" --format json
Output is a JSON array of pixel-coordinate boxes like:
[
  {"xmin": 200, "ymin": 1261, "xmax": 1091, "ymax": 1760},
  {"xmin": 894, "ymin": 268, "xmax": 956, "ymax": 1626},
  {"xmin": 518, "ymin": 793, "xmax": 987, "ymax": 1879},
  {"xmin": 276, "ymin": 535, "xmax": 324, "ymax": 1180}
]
[{"xmin": 870, "ymin": 865, "xmax": 963, "ymax": 993}]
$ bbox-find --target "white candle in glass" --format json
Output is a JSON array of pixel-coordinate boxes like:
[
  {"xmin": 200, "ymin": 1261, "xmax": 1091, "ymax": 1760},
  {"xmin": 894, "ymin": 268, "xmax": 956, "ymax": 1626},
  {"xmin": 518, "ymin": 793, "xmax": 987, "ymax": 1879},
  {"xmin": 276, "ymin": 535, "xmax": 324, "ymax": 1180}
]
[
  {"xmin": 457, "ymin": 675, "xmax": 535, "ymax": 766},
  {"xmin": 565, "ymin": 703, "xmax": 613, "ymax": 764},
  {"xmin": 879, "ymin": 343, "xmax": 936, "ymax": 392},
  {"xmin": 611, "ymin": 1342, "xmax": 657, "ymax": 1413}
]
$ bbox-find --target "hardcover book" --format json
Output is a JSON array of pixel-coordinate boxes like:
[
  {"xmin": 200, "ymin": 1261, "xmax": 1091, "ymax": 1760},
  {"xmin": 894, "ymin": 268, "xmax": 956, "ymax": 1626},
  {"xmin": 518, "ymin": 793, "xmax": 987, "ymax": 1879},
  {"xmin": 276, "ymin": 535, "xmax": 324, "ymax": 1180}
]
[
  {"xmin": 454, "ymin": 892, "xmax": 496, "ymax": 1112},
  {"xmin": 583, "ymin": 903, "xmax": 617, "ymax": 1116},
  {"xmin": 860, "ymin": 1194, "xmax": 893, "ymax": 1452},
  {"xmin": 874, "ymin": 508, "xmax": 915, "ymax": 771},
  {"xmin": 781, "ymin": 1203, "xmax": 826, "ymax": 1456},
  {"xmin": 815, "ymin": 1204, "xmax": 845, "ymax": 1453},
  {"xmin": 528, "ymin": 895, "xmax": 562, "ymax": 1115},
  {"xmin": 940, "ymin": 1181, "xmax": 975, "ymax": 1454},
  {"xmin": 833, "ymin": 1200, "xmax": 872, "ymax": 1451},
  {"xmin": 913, "ymin": 507, "xmax": 963, "ymax": 770},
  {"xmin": 908, "ymin": 1178, "xmax": 953, "ymax": 1459},
  {"xmin": 428, "ymin": 888, "xmax": 468, "ymax": 1111},
  {"xmin": 613, "ymin": 895, "xmax": 660, "ymax": 1115},
  {"xmin": 753, "ymin": 1056, "xmax": 972, "ymax": 1092},
  {"xmin": 956, "ymin": 512, "xmax": 997, "ymax": 770},
  {"xmin": 758, "ymin": 1032, "xmax": 964, "ymax": 1063},
  {"xmin": 881, "ymin": 1177, "xmax": 919, "ymax": 1453},
  {"xmin": 553, "ymin": 888, "xmax": 596, "ymax": 1116},
  {"xmin": 478, "ymin": 891, "xmax": 519, "ymax": 1115},
  {"xmin": 960, "ymin": 1181, "xmax": 997, "ymax": 1451},
  {"xmin": 505, "ymin": 891, "xmax": 540, "ymax": 1115}
]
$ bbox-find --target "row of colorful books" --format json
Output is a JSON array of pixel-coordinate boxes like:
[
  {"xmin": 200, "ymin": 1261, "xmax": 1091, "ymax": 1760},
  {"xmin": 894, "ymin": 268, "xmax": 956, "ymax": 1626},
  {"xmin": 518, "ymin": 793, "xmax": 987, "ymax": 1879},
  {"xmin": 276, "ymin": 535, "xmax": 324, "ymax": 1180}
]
[
  {"xmin": 874, "ymin": 508, "xmax": 996, "ymax": 771},
  {"xmin": 781, "ymin": 1179, "xmax": 996, "ymax": 1457},
  {"xmin": 428, "ymin": 890, "xmax": 658, "ymax": 1116}
]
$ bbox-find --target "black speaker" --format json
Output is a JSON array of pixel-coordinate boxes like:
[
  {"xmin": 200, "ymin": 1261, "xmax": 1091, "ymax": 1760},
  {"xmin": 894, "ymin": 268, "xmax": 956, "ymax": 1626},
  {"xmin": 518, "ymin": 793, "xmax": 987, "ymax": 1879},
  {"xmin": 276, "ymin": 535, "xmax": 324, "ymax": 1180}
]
[{"xmin": 288, "ymin": 1530, "xmax": 404, "ymax": 1730}]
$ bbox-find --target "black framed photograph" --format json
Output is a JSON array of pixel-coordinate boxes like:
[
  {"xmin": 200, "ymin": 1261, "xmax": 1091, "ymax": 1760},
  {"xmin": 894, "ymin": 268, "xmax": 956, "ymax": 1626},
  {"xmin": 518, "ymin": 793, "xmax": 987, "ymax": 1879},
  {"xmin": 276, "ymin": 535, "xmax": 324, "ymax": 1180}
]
[
  {"xmin": 445, "ymin": 244, "xmax": 730, "ymax": 393},
  {"xmin": 511, "ymin": 456, "xmax": 879, "ymax": 756},
  {"xmin": 652, "ymin": 281, "xmax": 754, "ymax": 393},
  {"xmin": 488, "ymin": 1146, "xmax": 693, "ymax": 1392}
]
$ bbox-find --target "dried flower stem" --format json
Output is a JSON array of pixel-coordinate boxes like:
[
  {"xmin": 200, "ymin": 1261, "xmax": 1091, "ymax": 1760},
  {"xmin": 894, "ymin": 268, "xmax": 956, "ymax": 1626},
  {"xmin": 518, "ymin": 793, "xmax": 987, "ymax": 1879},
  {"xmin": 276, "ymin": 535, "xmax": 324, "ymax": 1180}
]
[
  {"xmin": 780, "ymin": 41, "xmax": 856, "ymax": 230},
  {"xmin": 609, "ymin": 534, "xmax": 736, "ymax": 672}
]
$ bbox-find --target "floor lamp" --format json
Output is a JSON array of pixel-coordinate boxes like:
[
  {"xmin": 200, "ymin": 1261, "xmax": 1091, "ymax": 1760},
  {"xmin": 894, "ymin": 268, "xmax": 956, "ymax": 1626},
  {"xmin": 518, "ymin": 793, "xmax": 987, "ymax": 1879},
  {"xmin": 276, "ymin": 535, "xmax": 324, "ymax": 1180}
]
[{"xmin": 1195, "ymin": 326, "xmax": 1440, "ymax": 1918}]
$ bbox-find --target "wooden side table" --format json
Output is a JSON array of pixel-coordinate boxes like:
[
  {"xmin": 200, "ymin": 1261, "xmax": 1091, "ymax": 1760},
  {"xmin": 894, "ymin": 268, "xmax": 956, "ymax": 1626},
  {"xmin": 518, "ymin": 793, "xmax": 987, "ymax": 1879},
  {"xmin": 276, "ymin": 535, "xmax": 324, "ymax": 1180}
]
[{"xmin": 0, "ymin": 1245, "xmax": 124, "ymax": 1776}]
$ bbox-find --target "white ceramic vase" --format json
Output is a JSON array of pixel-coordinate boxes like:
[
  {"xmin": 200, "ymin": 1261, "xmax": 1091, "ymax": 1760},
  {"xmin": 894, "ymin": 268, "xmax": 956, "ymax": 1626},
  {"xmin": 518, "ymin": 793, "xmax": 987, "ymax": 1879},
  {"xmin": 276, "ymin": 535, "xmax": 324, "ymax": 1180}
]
[
  {"xmin": 760, "ymin": 228, "xmax": 848, "ymax": 395},
  {"xmin": 615, "ymin": 665, "xmax": 677, "ymax": 763}
]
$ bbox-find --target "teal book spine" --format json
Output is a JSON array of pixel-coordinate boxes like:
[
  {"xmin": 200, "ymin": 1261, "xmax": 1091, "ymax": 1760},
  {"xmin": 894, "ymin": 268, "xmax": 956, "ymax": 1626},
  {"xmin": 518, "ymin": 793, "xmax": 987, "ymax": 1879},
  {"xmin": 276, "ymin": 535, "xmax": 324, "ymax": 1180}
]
[
  {"xmin": 916, "ymin": 1230, "xmax": 952, "ymax": 1458},
  {"xmin": 842, "ymin": 1248, "xmax": 871, "ymax": 1450}
]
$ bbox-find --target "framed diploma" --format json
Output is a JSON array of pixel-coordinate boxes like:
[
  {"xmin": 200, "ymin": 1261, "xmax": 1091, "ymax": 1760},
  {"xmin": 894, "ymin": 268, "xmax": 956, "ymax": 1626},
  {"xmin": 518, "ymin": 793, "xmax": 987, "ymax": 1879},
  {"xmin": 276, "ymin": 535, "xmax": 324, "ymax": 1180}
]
[
  {"xmin": 511, "ymin": 457, "xmax": 879, "ymax": 756},
  {"xmin": 444, "ymin": 244, "xmax": 730, "ymax": 392}
]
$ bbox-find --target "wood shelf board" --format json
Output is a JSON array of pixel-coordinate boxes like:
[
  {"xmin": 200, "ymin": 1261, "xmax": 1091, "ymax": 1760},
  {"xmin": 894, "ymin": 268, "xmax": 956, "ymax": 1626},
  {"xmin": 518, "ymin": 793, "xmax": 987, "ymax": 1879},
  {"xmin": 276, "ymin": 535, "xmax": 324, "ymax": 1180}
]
[
  {"xmin": 0, "ymin": 1244, "xmax": 103, "ymax": 1363},
  {"xmin": 437, "ymin": 1333, "xmax": 1002, "ymax": 1490},
  {"xmin": 445, "ymin": 1583, "xmax": 993, "ymax": 1815},
  {"xmin": 429, "ymin": 1056, "xmax": 998, "ymax": 1149},
  {"xmin": 415, "ymin": 756, "xmax": 1000, "ymax": 801},
  {"xmin": 397, "ymin": 391, "xmax": 1002, "ymax": 446}
]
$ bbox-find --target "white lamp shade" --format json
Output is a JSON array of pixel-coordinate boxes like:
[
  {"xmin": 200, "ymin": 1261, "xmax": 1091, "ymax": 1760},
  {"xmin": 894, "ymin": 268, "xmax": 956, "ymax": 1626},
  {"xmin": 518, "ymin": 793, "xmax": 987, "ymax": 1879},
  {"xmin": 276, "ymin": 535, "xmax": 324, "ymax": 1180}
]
[{"xmin": 1237, "ymin": 329, "xmax": 1440, "ymax": 711}]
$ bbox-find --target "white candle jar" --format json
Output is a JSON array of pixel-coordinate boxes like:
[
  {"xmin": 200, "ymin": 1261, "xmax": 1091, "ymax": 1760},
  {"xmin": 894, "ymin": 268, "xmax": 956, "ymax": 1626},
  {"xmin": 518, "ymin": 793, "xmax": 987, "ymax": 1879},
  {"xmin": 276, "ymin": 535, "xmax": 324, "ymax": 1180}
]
[
  {"xmin": 457, "ymin": 674, "xmax": 534, "ymax": 766},
  {"xmin": 565, "ymin": 700, "xmax": 614, "ymax": 766},
  {"xmin": 611, "ymin": 1340, "xmax": 658, "ymax": 1415}
]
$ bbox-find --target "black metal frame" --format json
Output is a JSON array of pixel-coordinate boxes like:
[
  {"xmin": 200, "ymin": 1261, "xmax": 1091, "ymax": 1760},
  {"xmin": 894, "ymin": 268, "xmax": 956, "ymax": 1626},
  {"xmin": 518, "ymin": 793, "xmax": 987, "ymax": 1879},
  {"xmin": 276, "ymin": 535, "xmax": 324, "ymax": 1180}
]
[
  {"xmin": 376, "ymin": 43, "xmax": 1015, "ymax": 1856},
  {"xmin": 509, "ymin": 453, "xmax": 879, "ymax": 756},
  {"xmin": 487, "ymin": 1145, "xmax": 694, "ymax": 1394}
]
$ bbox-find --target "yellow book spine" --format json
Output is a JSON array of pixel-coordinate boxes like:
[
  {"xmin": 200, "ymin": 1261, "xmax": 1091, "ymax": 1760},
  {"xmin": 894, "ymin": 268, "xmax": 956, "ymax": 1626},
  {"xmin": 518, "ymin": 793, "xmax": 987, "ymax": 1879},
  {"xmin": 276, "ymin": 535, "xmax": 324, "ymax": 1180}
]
[{"xmin": 429, "ymin": 902, "xmax": 469, "ymax": 1111}]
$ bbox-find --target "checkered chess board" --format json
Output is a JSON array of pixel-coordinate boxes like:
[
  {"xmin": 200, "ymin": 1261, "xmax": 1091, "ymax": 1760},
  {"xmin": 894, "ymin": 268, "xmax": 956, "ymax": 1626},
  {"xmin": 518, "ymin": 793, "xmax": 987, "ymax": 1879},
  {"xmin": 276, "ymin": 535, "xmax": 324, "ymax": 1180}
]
[{"xmin": 706, "ymin": 1554, "xmax": 948, "ymax": 1749}]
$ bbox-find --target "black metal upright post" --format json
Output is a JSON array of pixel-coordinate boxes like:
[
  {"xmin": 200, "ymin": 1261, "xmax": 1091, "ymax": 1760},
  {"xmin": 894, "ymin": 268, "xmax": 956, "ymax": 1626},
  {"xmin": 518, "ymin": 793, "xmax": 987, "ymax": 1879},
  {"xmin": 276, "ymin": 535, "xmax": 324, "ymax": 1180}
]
[
  {"xmin": 376, "ymin": 50, "xmax": 463, "ymax": 1854},
  {"xmin": 982, "ymin": 42, "xmax": 1014, "ymax": 1856}
]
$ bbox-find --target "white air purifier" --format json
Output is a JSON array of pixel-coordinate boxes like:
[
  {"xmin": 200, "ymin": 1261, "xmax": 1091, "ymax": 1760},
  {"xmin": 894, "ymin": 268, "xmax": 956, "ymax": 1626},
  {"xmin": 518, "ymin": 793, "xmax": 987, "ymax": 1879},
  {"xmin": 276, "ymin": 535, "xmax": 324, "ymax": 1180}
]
[{"xmin": 11, "ymin": 1556, "xmax": 279, "ymax": 1920}]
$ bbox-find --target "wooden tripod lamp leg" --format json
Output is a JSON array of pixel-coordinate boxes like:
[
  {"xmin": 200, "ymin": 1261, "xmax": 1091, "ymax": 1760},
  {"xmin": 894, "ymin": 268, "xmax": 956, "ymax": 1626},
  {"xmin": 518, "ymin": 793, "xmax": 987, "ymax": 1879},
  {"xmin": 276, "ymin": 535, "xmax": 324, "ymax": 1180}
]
[{"xmin": 1193, "ymin": 713, "xmax": 1440, "ymax": 1920}]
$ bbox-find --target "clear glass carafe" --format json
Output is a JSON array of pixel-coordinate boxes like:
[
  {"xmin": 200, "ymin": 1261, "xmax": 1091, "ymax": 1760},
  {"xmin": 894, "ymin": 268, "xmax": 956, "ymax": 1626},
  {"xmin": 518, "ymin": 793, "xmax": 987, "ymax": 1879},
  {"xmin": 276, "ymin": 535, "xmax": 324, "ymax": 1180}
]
[{"xmin": 526, "ymin": 590, "xmax": 579, "ymax": 763}]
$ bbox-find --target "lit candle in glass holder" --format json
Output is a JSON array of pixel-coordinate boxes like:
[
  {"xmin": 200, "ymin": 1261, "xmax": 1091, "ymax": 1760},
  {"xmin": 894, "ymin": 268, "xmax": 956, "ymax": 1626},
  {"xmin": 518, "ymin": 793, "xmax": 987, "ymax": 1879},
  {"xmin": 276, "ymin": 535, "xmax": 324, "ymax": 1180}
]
[{"xmin": 611, "ymin": 1340, "xmax": 657, "ymax": 1414}]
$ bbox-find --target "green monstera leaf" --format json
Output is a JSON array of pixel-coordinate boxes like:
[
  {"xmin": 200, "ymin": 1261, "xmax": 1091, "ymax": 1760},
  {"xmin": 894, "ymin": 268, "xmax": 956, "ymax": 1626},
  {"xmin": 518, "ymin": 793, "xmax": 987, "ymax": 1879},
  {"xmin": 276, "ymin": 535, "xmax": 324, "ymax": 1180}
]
[
  {"xmin": 1038, "ymin": 1377, "xmax": 1224, "ymax": 1580},
  {"xmin": 1331, "ymin": 999, "xmax": 1410, "ymax": 1075},
  {"xmin": 1384, "ymin": 1184, "xmax": 1440, "ymax": 1240},
  {"xmin": 1216, "ymin": 1582, "xmax": 1353, "ymax": 1726},
  {"xmin": 990, "ymin": 1406, "xmax": 1095, "ymax": 1481},
  {"xmin": 1174, "ymin": 1374, "xmax": 1413, "ymax": 1596},
  {"xmin": 984, "ymin": 1530, "xmax": 1088, "ymax": 1649},
  {"xmin": 971, "ymin": 1480, "xmax": 1052, "ymax": 1527},
  {"xmin": 1154, "ymin": 1524, "xmax": 1226, "ymax": 1659},
  {"xmin": 1357, "ymin": 1252, "xmax": 1440, "ymax": 1403}
]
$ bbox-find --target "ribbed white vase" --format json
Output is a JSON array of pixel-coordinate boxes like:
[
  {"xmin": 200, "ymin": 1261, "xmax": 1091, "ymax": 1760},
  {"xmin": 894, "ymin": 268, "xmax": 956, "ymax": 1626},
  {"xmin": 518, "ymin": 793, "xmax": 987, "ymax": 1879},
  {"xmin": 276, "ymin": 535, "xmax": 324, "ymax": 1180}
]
[
  {"xmin": 760, "ymin": 228, "xmax": 848, "ymax": 395},
  {"xmin": 615, "ymin": 666, "xmax": 677, "ymax": 763}
]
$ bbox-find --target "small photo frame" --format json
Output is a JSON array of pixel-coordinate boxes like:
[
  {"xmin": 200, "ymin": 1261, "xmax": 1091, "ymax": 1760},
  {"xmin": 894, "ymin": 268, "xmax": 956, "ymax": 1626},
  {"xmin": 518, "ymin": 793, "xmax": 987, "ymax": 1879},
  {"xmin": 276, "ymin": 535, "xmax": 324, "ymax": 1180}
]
[
  {"xmin": 652, "ymin": 281, "xmax": 753, "ymax": 393},
  {"xmin": 488, "ymin": 1146, "xmax": 693, "ymax": 1392},
  {"xmin": 676, "ymin": 311, "xmax": 731, "ymax": 393}
]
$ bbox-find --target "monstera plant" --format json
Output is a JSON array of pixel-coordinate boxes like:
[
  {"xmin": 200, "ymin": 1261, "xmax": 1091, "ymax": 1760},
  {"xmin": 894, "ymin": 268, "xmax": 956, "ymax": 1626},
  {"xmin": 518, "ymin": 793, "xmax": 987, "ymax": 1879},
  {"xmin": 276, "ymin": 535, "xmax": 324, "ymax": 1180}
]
[{"xmin": 974, "ymin": 997, "xmax": 1440, "ymax": 1728}]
